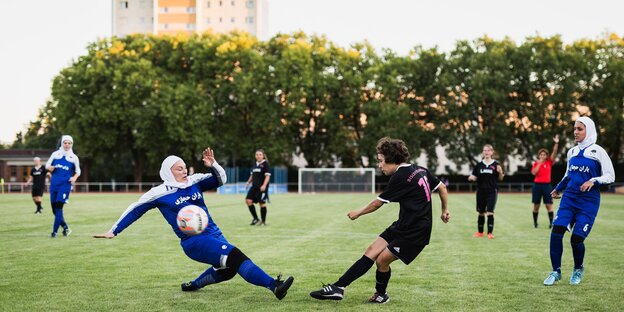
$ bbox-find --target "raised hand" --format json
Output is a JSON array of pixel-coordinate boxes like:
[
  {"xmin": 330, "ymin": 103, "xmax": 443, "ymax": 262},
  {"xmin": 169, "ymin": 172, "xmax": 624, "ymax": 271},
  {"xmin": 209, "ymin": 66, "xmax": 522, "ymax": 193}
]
[{"xmin": 202, "ymin": 148, "xmax": 215, "ymax": 167}]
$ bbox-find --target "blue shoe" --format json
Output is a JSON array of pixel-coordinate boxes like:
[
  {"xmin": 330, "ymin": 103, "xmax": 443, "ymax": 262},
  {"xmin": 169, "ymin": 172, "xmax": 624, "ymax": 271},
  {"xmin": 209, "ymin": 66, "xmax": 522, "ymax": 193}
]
[
  {"xmin": 543, "ymin": 271, "xmax": 561, "ymax": 286},
  {"xmin": 570, "ymin": 268, "xmax": 584, "ymax": 285}
]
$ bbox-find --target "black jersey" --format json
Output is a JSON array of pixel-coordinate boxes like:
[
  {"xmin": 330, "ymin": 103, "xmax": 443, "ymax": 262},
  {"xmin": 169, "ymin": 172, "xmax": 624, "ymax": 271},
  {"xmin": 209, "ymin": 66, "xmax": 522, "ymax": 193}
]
[
  {"xmin": 250, "ymin": 160, "xmax": 270, "ymax": 189},
  {"xmin": 377, "ymin": 164, "xmax": 441, "ymax": 245},
  {"xmin": 471, "ymin": 160, "xmax": 501, "ymax": 190},
  {"xmin": 30, "ymin": 166, "xmax": 47, "ymax": 190}
]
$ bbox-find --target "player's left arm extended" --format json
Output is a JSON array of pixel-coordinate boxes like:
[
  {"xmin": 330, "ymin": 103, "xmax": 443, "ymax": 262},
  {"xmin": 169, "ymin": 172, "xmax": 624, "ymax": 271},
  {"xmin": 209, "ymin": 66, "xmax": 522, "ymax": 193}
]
[
  {"xmin": 347, "ymin": 199, "xmax": 384, "ymax": 220},
  {"xmin": 436, "ymin": 183, "xmax": 450, "ymax": 223}
]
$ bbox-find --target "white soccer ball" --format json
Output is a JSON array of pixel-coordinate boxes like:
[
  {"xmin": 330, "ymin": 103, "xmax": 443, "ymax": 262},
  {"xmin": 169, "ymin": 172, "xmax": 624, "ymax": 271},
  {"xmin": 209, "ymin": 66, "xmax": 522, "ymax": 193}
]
[{"xmin": 177, "ymin": 205, "xmax": 208, "ymax": 235}]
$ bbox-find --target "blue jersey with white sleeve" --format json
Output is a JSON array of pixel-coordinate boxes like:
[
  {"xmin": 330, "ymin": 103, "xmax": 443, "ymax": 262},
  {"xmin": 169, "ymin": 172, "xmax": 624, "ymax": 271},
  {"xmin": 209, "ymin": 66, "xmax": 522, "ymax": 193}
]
[
  {"xmin": 110, "ymin": 165, "xmax": 227, "ymax": 240},
  {"xmin": 45, "ymin": 150, "xmax": 80, "ymax": 190},
  {"xmin": 555, "ymin": 144, "xmax": 615, "ymax": 202}
]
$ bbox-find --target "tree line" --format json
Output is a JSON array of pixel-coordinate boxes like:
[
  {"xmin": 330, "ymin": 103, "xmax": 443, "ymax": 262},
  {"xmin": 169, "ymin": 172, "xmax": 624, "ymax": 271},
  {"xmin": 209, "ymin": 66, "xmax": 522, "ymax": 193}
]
[{"xmin": 12, "ymin": 31, "xmax": 624, "ymax": 182}]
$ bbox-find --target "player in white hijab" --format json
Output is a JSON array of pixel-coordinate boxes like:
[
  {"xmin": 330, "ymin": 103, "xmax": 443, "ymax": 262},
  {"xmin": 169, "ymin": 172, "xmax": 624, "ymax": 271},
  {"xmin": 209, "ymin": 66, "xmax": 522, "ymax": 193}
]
[{"xmin": 544, "ymin": 116, "xmax": 615, "ymax": 286}]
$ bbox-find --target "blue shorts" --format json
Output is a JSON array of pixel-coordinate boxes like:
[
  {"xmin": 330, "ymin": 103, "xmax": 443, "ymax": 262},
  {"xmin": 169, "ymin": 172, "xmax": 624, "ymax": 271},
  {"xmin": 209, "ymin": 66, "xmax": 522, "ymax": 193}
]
[
  {"xmin": 531, "ymin": 183, "xmax": 553, "ymax": 204},
  {"xmin": 553, "ymin": 194, "xmax": 600, "ymax": 238},
  {"xmin": 180, "ymin": 233, "xmax": 235, "ymax": 268},
  {"xmin": 50, "ymin": 185, "xmax": 72, "ymax": 204}
]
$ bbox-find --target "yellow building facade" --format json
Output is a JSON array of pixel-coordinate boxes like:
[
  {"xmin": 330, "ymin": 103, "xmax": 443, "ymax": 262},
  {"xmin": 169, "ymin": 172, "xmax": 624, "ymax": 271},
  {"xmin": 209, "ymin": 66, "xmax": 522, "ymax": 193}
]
[{"xmin": 113, "ymin": 0, "xmax": 268, "ymax": 38}]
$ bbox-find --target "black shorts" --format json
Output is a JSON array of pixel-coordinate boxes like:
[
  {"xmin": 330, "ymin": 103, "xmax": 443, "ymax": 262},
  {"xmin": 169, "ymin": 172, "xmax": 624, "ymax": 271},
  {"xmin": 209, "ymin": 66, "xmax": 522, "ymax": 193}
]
[
  {"xmin": 246, "ymin": 188, "xmax": 268, "ymax": 204},
  {"xmin": 532, "ymin": 183, "xmax": 553, "ymax": 204},
  {"xmin": 31, "ymin": 187, "xmax": 44, "ymax": 197},
  {"xmin": 476, "ymin": 189, "xmax": 497, "ymax": 213},
  {"xmin": 379, "ymin": 228, "xmax": 426, "ymax": 265}
]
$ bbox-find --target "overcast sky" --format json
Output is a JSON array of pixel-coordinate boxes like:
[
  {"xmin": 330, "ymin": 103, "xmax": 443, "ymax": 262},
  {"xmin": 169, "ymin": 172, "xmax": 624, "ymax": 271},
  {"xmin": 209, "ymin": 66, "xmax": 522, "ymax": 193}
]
[{"xmin": 1, "ymin": 0, "xmax": 622, "ymax": 144}]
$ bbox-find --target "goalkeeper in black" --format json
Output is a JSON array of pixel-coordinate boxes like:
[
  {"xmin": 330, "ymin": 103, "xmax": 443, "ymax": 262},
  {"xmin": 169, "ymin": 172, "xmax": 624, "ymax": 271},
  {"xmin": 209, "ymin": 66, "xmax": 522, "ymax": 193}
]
[{"xmin": 309, "ymin": 137, "xmax": 450, "ymax": 303}]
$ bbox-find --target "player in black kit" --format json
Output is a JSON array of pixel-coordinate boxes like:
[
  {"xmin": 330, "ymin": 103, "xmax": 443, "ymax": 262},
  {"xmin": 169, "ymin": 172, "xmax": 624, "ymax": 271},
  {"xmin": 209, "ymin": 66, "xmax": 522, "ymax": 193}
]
[
  {"xmin": 245, "ymin": 149, "xmax": 271, "ymax": 225},
  {"xmin": 468, "ymin": 144, "xmax": 504, "ymax": 239},
  {"xmin": 310, "ymin": 137, "xmax": 450, "ymax": 303},
  {"xmin": 25, "ymin": 157, "xmax": 47, "ymax": 214}
]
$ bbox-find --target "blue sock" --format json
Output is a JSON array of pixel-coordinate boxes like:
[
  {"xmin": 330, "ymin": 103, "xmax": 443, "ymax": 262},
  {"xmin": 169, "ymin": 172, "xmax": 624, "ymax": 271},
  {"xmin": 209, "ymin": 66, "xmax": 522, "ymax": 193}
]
[
  {"xmin": 571, "ymin": 242, "xmax": 585, "ymax": 270},
  {"xmin": 550, "ymin": 232, "xmax": 564, "ymax": 273},
  {"xmin": 194, "ymin": 267, "xmax": 221, "ymax": 288},
  {"xmin": 52, "ymin": 207, "xmax": 63, "ymax": 233},
  {"xmin": 237, "ymin": 260, "xmax": 275, "ymax": 291}
]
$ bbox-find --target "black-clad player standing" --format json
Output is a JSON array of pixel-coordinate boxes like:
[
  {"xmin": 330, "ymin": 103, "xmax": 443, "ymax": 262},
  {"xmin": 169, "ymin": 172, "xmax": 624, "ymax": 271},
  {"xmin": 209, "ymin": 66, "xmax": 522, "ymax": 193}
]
[
  {"xmin": 25, "ymin": 157, "xmax": 47, "ymax": 214},
  {"xmin": 468, "ymin": 144, "xmax": 504, "ymax": 239},
  {"xmin": 245, "ymin": 149, "xmax": 271, "ymax": 226},
  {"xmin": 310, "ymin": 137, "xmax": 450, "ymax": 303}
]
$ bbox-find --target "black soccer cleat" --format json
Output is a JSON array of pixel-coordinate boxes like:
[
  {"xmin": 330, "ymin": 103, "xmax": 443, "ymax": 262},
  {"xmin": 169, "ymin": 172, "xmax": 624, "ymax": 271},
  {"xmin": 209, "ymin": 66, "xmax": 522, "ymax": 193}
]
[
  {"xmin": 181, "ymin": 281, "xmax": 199, "ymax": 292},
  {"xmin": 273, "ymin": 275, "xmax": 294, "ymax": 300},
  {"xmin": 50, "ymin": 232, "xmax": 57, "ymax": 238},
  {"xmin": 368, "ymin": 292, "xmax": 390, "ymax": 304},
  {"xmin": 250, "ymin": 218, "xmax": 260, "ymax": 226},
  {"xmin": 309, "ymin": 283, "xmax": 344, "ymax": 300},
  {"xmin": 62, "ymin": 228, "xmax": 72, "ymax": 237}
]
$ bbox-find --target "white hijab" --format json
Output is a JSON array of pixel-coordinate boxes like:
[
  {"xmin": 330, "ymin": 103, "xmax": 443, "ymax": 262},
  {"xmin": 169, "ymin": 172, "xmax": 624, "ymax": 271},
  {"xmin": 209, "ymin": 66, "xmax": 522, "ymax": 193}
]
[
  {"xmin": 576, "ymin": 116, "xmax": 597, "ymax": 150},
  {"xmin": 56, "ymin": 135, "xmax": 75, "ymax": 157},
  {"xmin": 159, "ymin": 155, "xmax": 192, "ymax": 189}
]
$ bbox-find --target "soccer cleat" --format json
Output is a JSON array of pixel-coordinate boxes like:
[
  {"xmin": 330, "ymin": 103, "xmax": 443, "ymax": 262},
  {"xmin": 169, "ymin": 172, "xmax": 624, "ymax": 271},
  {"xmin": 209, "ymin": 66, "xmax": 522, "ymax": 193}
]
[
  {"xmin": 368, "ymin": 292, "xmax": 390, "ymax": 304},
  {"xmin": 534, "ymin": 223, "xmax": 538, "ymax": 228},
  {"xmin": 570, "ymin": 268, "xmax": 584, "ymax": 285},
  {"xmin": 543, "ymin": 271, "xmax": 561, "ymax": 286},
  {"xmin": 62, "ymin": 228, "xmax": 72, "ymax": 237},
  {"xmin": 487, "ymin": 233, "xmax": 495, "ymax": 239},
  {"xmin": 273, "ymin": 275, "xmax": 294, "ymax": 300},
  {"xmin": 181, "ymin": 281, "xmax": 199, "ymax": 291},
  {"xmin": 250, "ymin": 218, "xmax": 260, "ymax": 226},
  {"xmin": 549, "ymin": 223, "xmax": 553, "ymax": 229},
  {"xmin": 310, "ymin": 283, "xmax": 344, "ymax": 300},
  {"xmin": 50, "ymin": 232, "xmax": 57, "ymax": 238},
  {"xmin": 472, "ymin": 232, "xmax": 484, "ymax": 238}
]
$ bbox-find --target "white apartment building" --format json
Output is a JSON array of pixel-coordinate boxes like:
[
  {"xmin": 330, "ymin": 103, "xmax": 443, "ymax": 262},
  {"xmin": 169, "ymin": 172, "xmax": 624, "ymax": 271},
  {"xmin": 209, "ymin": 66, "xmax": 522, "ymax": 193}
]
[{"xmin": 112, "ymin": 0, "xmax": 268, "ymax": 38}]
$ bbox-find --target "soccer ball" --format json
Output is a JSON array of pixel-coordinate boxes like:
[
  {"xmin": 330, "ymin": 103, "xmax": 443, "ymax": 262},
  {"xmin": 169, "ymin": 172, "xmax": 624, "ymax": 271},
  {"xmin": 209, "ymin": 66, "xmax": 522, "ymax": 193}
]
[{"xmin": 177, "ymin": 205, "xmax": 208, "ymax": 235}]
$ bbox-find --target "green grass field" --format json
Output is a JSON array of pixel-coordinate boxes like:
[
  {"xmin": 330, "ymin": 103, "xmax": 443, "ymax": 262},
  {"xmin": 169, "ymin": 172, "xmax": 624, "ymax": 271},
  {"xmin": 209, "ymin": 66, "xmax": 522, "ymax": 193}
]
[{"xmin": 1, "ymin": 192, "xmax": 622, "ymax": 311}]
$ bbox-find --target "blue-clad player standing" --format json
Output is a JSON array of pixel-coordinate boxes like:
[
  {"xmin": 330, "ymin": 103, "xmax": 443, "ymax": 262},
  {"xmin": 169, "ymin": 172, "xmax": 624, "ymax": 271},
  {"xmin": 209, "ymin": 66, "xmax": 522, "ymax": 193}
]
[
  {"xmin": 543, "ymin": 117, "xmax": 615, "ymax": 286},
  {"xmin": 94, "ymin": 148, "xmax": 294, "ymax": 300},
  {"xmin": 45, "ymin": 135, "xmax": 80, "ymax": 237}
]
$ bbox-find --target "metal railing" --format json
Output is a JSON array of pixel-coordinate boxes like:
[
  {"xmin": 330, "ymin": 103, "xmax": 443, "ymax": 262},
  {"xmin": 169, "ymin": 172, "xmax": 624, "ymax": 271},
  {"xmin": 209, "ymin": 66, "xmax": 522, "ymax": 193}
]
[{"xmin": 1, "ymin": 181, "xmax": 622, "ymax": 194}]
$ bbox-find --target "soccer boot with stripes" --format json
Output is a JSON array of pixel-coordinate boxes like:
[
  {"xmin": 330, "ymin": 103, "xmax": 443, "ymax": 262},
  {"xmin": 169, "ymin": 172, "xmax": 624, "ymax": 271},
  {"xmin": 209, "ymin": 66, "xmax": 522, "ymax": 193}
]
[
  {"xmin": 310, "ymin": 283, "xmax": 344, "ymax": 300},
  {"xmin": 368, "ymin": 292, "xmax": 390, "ymax": 304}
]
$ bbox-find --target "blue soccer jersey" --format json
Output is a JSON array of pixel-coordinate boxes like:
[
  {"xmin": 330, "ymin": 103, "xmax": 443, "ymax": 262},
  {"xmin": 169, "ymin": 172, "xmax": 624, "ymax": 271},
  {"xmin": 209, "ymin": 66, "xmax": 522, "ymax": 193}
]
[
  {"xmin": 110, "ymin": 166, "xmax": 226, "ymax": 240},
  {"xmin": 555, "ymin": 145, "xmax": 615, "ymax": 200},
  {"xmin": 553, "ymin": 144, "xmax": 615, "ymax": 237},
  {"xmin": 46, "ymin": 150, "xmax": 81, "ymax": 189}
]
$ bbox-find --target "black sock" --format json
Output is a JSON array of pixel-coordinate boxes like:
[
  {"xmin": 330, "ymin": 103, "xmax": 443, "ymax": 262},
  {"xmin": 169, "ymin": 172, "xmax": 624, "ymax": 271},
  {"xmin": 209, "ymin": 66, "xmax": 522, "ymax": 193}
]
[
  {"xmin": 532, "ymin": 211, "xmax": 538, "ymax": 225},
  {"xmin": 487, "ymin": 215, "xmax": 494, "ymax": 234},
  {"xmin": 36, "ymin": 202, "xmax": 42, "ymax": 211},
  {"xmin": 548, "ymin": 212, "xmax": 554, "ymax": 225},
  {"xmin": 335, "ymin": 255, "xmax": 374, "ymax": 288},
  {"xmin": 478, "ymin": 215, "xmax": 485, "ymax": 233},
  {"xmin": 375, "ymin": 268, "xmax": 391, "ymax": 294},
  {"xmin": 260, "ymin": 207, "xmax": 267, "ymax": 223},
  {"xmin": 248, "ymin": 205, "xmax": 258, "ymax": 220}
]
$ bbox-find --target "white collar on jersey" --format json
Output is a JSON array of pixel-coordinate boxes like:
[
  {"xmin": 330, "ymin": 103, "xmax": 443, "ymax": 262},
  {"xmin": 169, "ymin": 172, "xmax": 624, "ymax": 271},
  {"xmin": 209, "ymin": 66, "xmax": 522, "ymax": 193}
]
[
  {"xmin": 576, "ymin": 116, "xmax": 597, "ymax": 150},
  {"xmin": 481, "ymin": 159, "xmax": 496, "ymax": 166},
  {"xmin": 255, "ymin": 159, "xmax": 266, "ymax": 166},
  {"xmin": 159, "ymin": 155, "xmax": 193, "ymax": 189}
]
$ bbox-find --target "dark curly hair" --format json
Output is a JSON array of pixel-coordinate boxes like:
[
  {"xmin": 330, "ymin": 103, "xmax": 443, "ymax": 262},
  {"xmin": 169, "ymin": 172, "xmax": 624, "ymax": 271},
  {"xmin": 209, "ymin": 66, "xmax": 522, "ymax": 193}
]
[{"xmin": 376, "ymin": 137, "xmax": 410, "ymax": 164}]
